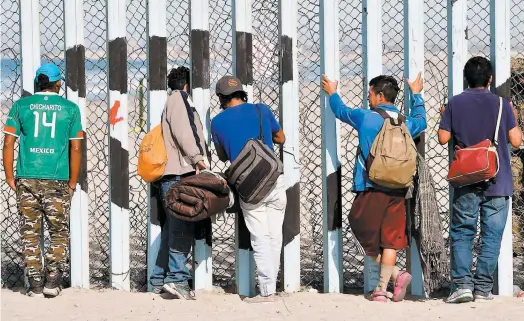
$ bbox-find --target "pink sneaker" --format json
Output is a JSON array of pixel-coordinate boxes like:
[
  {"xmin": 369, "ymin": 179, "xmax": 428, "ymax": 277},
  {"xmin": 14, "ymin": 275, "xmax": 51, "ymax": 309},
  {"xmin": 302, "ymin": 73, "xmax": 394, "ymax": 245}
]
[
  {"xmin": 370, "ymin": 290, "xmax": 388, "ymax": 302},
  {"xmin": 392, "ymin": 271, "xmax": 412, "ymax": 302}
]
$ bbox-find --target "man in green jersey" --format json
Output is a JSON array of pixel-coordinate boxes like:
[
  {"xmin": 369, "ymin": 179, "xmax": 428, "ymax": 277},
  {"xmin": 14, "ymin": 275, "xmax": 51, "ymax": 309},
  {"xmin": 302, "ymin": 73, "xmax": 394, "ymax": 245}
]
[{"xmin": 3, "ymin": 63, "xmax": 83, "ymax": 298}]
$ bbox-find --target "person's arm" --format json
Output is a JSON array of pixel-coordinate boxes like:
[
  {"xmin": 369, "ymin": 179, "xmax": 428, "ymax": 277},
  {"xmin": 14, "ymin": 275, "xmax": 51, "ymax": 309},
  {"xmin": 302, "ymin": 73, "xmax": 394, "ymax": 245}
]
[
  {"xmin": 3, "ymin": 102, "xmax": 21, "ymax": 191},
  {"xmin": 3, "ymin": 135, "xmax": 16, "ymax": 191},
  {"xmin": 69, "ymin": 140, "xmax": 82, "ymax": 192},
  {"xmin": 321, "ymin": 75, "xmax": 366, "ymax": 130},
  {"xmin": 438, "ymin": 102, "xmax": 452, "ymax": 145},
  {"xmin": 68, "ymin": 106, "xmax": 84, "ymax": 193},
  {"xmin": 166, "ymin": 91, "xmax": 206, "ymax": 168},
  {"xmin": 272, "ymin": 129, "xmax": 285, "ymax": 145},
  {"xmin": 405, "ymin": 72, "xmax": 427, "ymax": 137},
  {"xmin": 260, "ymin": 104, "xmax": 286, "ymax": 145},
  {"xmin": 406, "ymin": 93, "xmax": 427, "ymax": 137},
  {"xmin": 210, "ymin": 124, "xmax": 228, "ymax": 162},
  {"xmin": 506, "ymin": 99, "xmax": 522, "ymax": 148}
]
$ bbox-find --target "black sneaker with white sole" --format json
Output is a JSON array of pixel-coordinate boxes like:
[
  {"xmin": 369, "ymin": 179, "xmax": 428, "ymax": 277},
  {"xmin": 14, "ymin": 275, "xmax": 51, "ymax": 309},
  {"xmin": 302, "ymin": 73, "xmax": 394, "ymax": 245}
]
[
  {"xmin": 43, "ymin": 271, "xmax": 63, "ymax": 297},
  {"xmin": 27, "ymin": 276, "xmax": 44, "ymax": 298}
]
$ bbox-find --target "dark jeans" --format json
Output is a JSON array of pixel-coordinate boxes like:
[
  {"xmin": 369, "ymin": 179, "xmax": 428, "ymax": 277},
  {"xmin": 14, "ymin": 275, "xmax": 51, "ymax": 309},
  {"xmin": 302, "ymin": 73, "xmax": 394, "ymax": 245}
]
[
  {"xmin": 450, "ymin": 186, "xmax": 509, "ymax": 293},
  {"xmin": 149, "ymin": 176, "xmax": 195, "ymax": 286}
]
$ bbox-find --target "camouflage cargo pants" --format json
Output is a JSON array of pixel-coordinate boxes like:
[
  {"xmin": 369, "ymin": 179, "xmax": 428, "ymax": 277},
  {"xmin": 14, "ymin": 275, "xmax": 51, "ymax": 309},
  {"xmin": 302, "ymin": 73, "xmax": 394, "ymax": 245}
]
[
  {"xmin": 16, "ymin": 178, "xmax": 72, "ymax": 277},
  {"xmin": 511, "ymin": 155, "xmax": 524, "ymax": 255}
]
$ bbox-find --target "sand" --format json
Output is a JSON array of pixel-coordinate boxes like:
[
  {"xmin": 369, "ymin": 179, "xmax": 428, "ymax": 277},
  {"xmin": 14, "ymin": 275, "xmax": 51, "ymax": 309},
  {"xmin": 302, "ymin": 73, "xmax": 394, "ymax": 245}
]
[{"xmin": 1, "ymin": 288, "xmax": 524, "ymax": 321}]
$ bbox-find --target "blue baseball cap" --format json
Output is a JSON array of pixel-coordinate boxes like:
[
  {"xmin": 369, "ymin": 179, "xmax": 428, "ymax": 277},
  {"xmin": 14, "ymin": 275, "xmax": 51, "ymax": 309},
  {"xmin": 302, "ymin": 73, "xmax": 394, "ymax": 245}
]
[{"xmin": 34, "ymin": 63, "xmax": 62, "ymax": 82}]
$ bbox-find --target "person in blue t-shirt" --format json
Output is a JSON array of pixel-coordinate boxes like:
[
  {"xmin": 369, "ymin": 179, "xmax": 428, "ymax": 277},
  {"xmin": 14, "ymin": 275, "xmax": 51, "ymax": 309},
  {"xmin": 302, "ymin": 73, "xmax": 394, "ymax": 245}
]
[
  {"xmin": 211, "ymin": 75, "xmax": 286, "ymax": 304},
  {"xmin": 438, "ymin": 56, "xmax": 522, "ymax": 303},
  {"xmin": 321, "ymin": 72, "xmax": 426, "ymax": 303}
]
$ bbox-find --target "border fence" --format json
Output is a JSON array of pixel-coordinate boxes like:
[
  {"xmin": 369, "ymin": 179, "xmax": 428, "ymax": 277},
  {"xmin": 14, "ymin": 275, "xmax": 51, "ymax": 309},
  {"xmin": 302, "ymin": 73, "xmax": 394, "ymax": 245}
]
[{"xmin": 1, "ymin": 0, "xmax": 523, "ymax": 297}]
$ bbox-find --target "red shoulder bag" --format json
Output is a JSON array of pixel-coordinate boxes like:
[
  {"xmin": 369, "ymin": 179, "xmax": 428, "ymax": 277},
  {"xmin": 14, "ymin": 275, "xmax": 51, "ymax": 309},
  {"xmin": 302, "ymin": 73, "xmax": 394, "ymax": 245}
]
[{"xmin": 447, "ymin": 97, "xmax": 503, "ymax": 188}]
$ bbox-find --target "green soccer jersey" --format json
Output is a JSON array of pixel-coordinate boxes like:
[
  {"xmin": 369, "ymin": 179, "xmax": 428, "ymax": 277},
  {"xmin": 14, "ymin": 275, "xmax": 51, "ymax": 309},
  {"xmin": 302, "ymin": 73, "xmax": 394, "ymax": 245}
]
[{"xmin": 3, "ymin": 92, "xmax": 83, "ymax": 180}]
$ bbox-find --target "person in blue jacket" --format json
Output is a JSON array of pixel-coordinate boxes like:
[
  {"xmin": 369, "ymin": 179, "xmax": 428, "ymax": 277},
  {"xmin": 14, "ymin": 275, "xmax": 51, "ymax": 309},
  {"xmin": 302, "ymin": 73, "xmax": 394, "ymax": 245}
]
[{"xmin": 321, "ymin": 72, "xmax": 426, "ymax": 302}]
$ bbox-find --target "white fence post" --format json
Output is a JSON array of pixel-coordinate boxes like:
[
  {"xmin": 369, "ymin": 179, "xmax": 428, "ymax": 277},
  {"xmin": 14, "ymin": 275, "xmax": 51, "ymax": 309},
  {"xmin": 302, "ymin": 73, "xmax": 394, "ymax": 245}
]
[
  {"xmin": 191, "ymin": 0, "xmax": 213, "ymax": 291},
  {"xmin": 279, "ymin": 0, "xmax": 301, "ymax": 293},
  {"xmin": 20, "ymin": 0, "xmax": 40, "ymax": 98},
  {"xmin": 320, "ymin": 0, "xmax": 343, "ymax": 294},
  {"xmin": 107, "ymin": 0, "xmax": 130, "ymax": 291},
  {"xmin": 490, "ymin": 0, "xmax": 514, "ymax": 297},
  {"xmin": 232, "ymin": 0, "xmax": 256, "ymax": 297},
  {"xmin": 64, "ymin": 0, "xmax": 89, "ymax": 289},
  {"xmin": 19, "ymin": 0, "xmax": 40, "ymax": 288},
  {"xmin": 146, "ymin": 0, "xmax": 167, "ymax": 293},
  {"xmin": 404, "ymin": 0, "xmax": 425, "ymax": 297},
  {"xmin": 362, "ymin": 0, "xmax": 383, "ymax": 294}
]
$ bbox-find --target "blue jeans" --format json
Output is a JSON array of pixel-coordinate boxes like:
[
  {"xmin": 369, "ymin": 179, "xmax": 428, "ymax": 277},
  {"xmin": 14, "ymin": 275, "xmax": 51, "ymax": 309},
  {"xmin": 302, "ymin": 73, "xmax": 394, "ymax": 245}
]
[
  {"xmin": 450, "ymin": 186, "xmax": 509, "ymax": 293},
  {"xmin": 150, "ymin": 176, "xmax": 195, "ymax": 286}
]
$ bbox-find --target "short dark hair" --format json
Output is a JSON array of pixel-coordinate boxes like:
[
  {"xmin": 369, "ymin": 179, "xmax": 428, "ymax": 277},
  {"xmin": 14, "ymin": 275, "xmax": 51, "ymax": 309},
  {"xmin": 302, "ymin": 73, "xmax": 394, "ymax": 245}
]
[
  {"xmin": 464, "ymin": 56, "xmax": 492, "ymax": 88},
  {"xmin": 218, "ymin": 91, "xmax": 248, "ymax": 109},
  {"xmin": 167, "ymin": 66, "xmax": 190, "ymax": 91},
  {"xmin": 35, "ymin": 74, "xmax": 58, "ymax": 92},
  {"xmin": 369, "ymin": 75, "xmax": 400, "ymax": 103}
]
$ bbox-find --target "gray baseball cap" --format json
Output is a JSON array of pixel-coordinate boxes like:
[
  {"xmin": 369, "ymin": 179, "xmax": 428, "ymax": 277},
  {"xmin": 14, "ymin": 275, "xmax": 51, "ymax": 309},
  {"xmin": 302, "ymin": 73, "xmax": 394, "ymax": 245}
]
[{"xmin": 216, "ymin": 75, "xmax": 245, "ymax": 95}]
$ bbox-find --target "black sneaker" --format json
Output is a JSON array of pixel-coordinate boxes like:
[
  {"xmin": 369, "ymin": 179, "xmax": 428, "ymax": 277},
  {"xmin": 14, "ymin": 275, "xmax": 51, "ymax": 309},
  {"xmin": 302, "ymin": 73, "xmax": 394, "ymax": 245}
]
[
  {"xmin": 27, "ymin": 276, "xmax": 44, "ymax": 298},
  {"xmin": 43, "ymin": 271, "xmax": 63, "ymax": 297}
]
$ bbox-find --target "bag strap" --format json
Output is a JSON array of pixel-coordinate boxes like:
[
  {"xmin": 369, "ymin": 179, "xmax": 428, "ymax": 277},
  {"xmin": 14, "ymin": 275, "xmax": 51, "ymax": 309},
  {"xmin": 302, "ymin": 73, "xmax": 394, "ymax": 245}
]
[
  {"xmin": 375, "ymin": 108, "xmax": 406, "ymax": 124},
  {"xmin": 255, "ymin": 104, "xmax": 264, "ymax": 141},
  {"xmin": 493, "ymin": 96, "xmax": 503, "ymax": 147}
]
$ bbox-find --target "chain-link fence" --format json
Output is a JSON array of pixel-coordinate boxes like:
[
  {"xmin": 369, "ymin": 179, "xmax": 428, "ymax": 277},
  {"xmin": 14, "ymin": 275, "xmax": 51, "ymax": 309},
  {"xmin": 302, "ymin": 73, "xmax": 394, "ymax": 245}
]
[
  {"xmin": 424, "ymin": 0, "xmax": 451, "ymax": 291},
  {"xmin": 127, "ymin": 0, "xmax": 149, "ymax": 291},
  {"xmin": 2, "ymin": 0, "xmax": 524, "ymax": 294},
  {"xmin": 339, "ymin": 0, "xmax": 365, "ymax": 290},
  {"xmin": 510, "ymin": 0, "xmax": 524, "ymax": 290},
  {"xmin": 1, "ymin": 0, "xmax": 23, "ymax": 288},
  {"xmin": 208, "ymin": 0, "xmax": 236, "ymax": 289},
  {"xmin": 298, "ymin": 0, "xmax": 323, "ymax": 290},
  {"xmin": 84, "ymin": 0, "xmax": 110, "ymax": 288}
]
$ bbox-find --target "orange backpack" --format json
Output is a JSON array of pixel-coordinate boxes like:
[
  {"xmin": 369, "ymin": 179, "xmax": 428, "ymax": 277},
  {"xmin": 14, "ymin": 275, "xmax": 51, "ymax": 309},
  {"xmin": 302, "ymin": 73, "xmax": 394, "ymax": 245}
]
[{"xmin": 138, "ymin": 124, "xmax": 167, "ymax": 183}]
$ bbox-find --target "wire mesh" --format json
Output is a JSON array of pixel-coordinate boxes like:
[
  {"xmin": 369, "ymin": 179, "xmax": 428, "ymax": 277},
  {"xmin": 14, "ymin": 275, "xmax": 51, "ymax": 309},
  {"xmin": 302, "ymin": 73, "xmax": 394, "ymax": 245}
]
[
  {"xmin": 339, "ymin": 0, "xmax": 365, "ymax": 290},
  {"xmin": 381, "ymin": 0, "xmax": 407, "ymax": 270},
  {"xmin": 39, "ymin": 0, "xmax": 66, "ymax": 97},
  {"xmin": 297, "ymin": 0, "xmax": 323, "ymax": 290},
  {"xmin": 424, "ymin": 0, "xmax": 451, "ymax": 291},
  {"xmin": 510, "ymin": 0, "xmax": 524, "ymax": 289},
  {"xmin": 252, "ymin": 0, "xmax": 280, "ymax": 118},
  {"xmin": 1, "ymin": 0, "xmax": 23, "ymax": 288},
  {"xmin": 127, "ymin": 0, "xmax": 148, "ymax": 291},
  {"xmin": 84, "ymin": 0, "xmax": 110, "ymax": 288},
  {"xmin": 2, "ymin": 0, "xmax": 523, "ymax": 293},
  {"xmin": 208, "ymin": 0, "xmax": 236, "ymax": 288}
]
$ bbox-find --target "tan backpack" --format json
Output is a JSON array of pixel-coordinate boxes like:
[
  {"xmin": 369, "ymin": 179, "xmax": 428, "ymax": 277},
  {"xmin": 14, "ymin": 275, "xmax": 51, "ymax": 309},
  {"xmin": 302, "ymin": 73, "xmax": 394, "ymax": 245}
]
[{"xmin": 366, "ymin": 109, "xmax": 417, "ymax": 189}]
